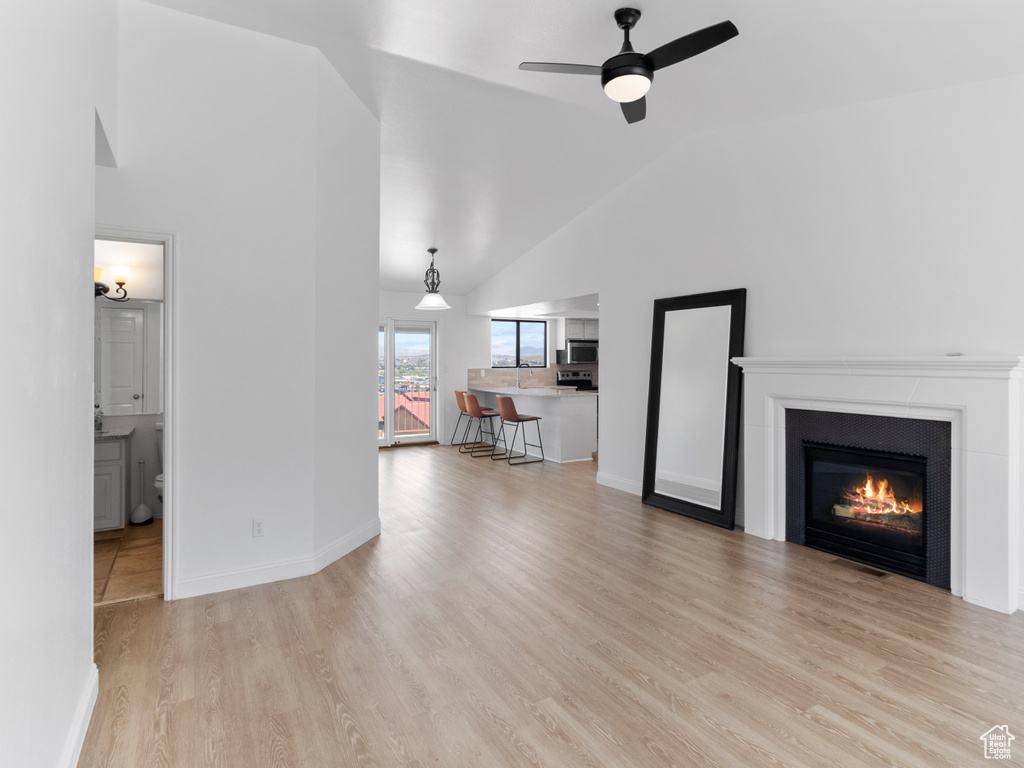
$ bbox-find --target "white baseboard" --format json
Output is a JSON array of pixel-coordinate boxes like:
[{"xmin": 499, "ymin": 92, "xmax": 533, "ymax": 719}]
[
  {"xmin": 964, "ymin": 593, "xmax": 1017, "ymax": 615},
  {"xmin": 174, "ymin": 553, "xmax": 315, "ymax": 599},
  {"xmin": 315, "ymin": 518, "xmax": 381, "ymax": 572},
  {"xmin": 59, "ymin": 663, "xmax": 98, "ymax": 768},
  {"xmin": 596, "ymin": 471, "xmax": 642, "ymax": 496},
  {"xmin": 173, "ymin": 517, "xmax": 382, "ymax": 599}
]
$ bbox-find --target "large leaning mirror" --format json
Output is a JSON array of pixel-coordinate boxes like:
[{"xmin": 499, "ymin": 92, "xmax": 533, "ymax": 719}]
[{"xmin": 642, "ymin": 288, "xmax": 746, "ymax": 528}]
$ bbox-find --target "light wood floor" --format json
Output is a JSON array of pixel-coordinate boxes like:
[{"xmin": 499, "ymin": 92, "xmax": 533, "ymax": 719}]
[
  {"xmin": 94, "ymin": 517, "xmax": 163, "ymax": 605},
  {"xmin": 79, "ymin": 446, "xmax": 1024, "ymax": 767}
]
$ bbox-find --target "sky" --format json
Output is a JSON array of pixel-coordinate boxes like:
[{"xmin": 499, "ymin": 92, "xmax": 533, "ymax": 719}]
[
  {"xmin": 379, "ymin": 322, "xmax": 545, "ymax": 362},
  {"xmin": 380, "ymin": 330, "xmax": 431, "ymax": 358},
  {"xmin": 492, "ymin": 320, "xmax": 545, "ymax": 359}
]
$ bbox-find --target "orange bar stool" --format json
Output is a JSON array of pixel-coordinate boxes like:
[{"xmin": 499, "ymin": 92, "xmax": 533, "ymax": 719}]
[
  {"xmin": 451, "ymin": 390, "xmax": 470, "ymax": 445},
  {"xmin": 461, "ymin": 393, "xmax": 500, "ymax": 456},
  {"xmin": 491, "ymin": 395, "xmax": 545, "ymax": 465}
]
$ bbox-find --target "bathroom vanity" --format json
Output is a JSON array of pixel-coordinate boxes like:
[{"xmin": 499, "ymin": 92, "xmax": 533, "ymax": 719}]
[{"xmin": 94, "ymin": 426, "xmax": 133, "ymax": 531}]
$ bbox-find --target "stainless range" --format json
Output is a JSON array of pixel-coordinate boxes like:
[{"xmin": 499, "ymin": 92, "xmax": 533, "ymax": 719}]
[{"xmin": 556, "ymin": 369, "xmax": 596, "ymax": 392}]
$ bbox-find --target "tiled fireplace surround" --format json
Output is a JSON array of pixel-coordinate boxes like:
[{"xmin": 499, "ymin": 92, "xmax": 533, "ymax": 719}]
[{"xmin": 733, "ymin": 357, "xmax": 1023, "ymax": 614}]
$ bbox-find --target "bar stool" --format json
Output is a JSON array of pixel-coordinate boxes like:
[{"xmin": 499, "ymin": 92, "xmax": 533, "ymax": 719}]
[
  {"xmin": 491, "ymin": 395, "xmax": 545, "ymax": 465},
  {"xmin": 451, "ymin": 390, "xmax": 470, "ymax": 445},
  {"xmin": 460, "ymin": 392, "xmax": 500, "ymax": 456}
]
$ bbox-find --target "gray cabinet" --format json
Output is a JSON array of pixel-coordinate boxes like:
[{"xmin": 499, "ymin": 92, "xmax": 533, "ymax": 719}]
[
  {"xmin": 94, "ymin": 434, "xmax": 131, "ymax": 531},
  {"xmin": 565, "ymin": 318, "xmax": 599, "ymax": 340}
]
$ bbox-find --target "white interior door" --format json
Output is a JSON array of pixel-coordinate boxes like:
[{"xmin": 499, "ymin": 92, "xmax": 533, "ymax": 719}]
[
  {"xmin": 379, "ymin": 319, "xmax": 437, "ymax": 446},
  {"xmin": 98, "ymin": 305, "xmax": 146, "ymax": 415}
]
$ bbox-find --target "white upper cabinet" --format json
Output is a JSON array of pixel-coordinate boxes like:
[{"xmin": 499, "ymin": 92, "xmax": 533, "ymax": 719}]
[{"xmin": 565, "ymin": 318, "xmax": 599, "ymax": 340}]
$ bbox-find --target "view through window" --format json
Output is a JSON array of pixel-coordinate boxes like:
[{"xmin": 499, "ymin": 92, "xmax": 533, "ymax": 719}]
[{"xmin": 491, "ymin": 320, "xmax": 546, "ymax": 367}]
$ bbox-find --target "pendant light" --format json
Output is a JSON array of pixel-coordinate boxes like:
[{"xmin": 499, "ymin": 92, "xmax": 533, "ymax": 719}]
[{"xmin": 415, "ymin": 247, "xmax": 451, "ymax": 310}]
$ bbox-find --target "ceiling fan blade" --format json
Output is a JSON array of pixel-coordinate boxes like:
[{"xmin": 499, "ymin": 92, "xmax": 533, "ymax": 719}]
[
  {"xmin": 519, "ymin": 62, "xmax": 602, "ymax": 76},
  {"xmin": 621, "ymin": 96, "xmax": 646, "ymax": 124},
  {"xmin": 644, "ymin": 21, "xmax": 738, "ymax": 71}
]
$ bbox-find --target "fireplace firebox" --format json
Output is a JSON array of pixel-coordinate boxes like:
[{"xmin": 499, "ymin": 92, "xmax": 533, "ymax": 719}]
[
  {"xmin": 803, "ymin": 443, "xmax": 926, "ymax": 579},
  {"xmin": 785, "ymin": 409, "xmax": 950, "ymax": 590}
]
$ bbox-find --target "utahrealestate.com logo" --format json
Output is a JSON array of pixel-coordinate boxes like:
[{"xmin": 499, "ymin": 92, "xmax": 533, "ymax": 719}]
[{"xmin": 980, "ymin": 725, "xmax": 1015, "ymax": 760}]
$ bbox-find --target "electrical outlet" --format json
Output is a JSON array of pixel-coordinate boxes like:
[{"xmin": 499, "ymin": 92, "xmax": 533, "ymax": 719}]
[
  {"xmin": 252, "ymin": 518, "xmax": 264, "ymax": 537},
  {"xmin": 480, "ymin": 369, "xmax": 485, "ymax": 377}
]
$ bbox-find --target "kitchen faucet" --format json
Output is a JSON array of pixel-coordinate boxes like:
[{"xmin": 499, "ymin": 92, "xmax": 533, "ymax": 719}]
[{"xmin": 516, "ymin": 362, "xmax": 533, "ymax": 388}]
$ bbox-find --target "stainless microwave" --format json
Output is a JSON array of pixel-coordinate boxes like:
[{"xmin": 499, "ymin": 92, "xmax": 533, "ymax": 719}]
[{"xmin": 557, "ymin": 339, "xmax": 598, "ymax": 365}]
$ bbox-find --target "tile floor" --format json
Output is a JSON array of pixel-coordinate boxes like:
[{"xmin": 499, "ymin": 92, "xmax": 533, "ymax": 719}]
[{"xmin": 94, "ymin": 517, "xmax": 163, "ymax": 606}]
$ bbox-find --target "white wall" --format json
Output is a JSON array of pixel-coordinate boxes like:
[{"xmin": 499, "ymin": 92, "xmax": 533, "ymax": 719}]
[
  {"xmin": 93, "ymin": 0, "xmax": 118, "ymax": 164},
  {"xmin": 467, "ymin": 72, "xmax": 1024, "ymax": 519},
  {"xmin": 379, "ymin": 292, "xmax": 490, "ymax": 445},
  {"xmin": 313, "ymin": 54, "xmax": 381, "ymax": 561},
  {"xmin": 0, "ymin": 1, "xmax": 116, "ymax": 765},
  {"xmin": 97, "ymin": 1, "xmax": 380, "ymax": 596}
]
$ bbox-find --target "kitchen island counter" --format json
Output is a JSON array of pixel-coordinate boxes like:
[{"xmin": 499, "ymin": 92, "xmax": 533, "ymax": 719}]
[
  {"xmin": 470, "ymin": 386, "xmax": 597, "ymax": 398},
  {"xmin": 468, "ymin": 387, "xmax": 597, "ymax": 462}
]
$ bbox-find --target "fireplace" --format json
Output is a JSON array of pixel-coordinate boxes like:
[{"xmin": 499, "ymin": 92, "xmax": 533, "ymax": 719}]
[
  {"xmin": 785, "ymin": 409, "xmax": 951, "ymax": 590},
  {"xmin": 733, "ymin": 356, "xmax": 1024, "ymax": 613},
  {"xmin": 803, "ymin": 443, "xmax": 926, "ymax": 579}
]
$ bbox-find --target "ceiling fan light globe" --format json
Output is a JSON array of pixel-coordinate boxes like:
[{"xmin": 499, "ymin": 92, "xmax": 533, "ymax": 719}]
[
  {"xmin": 603, "ymin": 73, "xmax": 651, "ymax": 103},
  {"xmin": 415, "ymin": 291, "xmax": 451, "ymax": 310}
]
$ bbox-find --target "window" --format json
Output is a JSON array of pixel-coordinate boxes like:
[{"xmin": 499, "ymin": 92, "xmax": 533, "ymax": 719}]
[{"xmin": 491, "ymin": 320, "xmax": 547, "ymax": 368}]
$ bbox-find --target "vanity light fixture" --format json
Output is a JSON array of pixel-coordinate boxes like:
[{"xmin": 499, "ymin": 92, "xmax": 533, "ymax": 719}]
[
  {"xmin": 415, "ymin": 248, "xmax": 451, "ymax": 311},
  {"xmin": 95, "ymin": 266, "xmax": 130, "ymax": 302}
]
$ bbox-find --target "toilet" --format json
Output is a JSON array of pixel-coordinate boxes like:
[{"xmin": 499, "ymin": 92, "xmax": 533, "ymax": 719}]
[{"xmin": 154, "ymin": 421, "xmax": 164, "ymax": 509}]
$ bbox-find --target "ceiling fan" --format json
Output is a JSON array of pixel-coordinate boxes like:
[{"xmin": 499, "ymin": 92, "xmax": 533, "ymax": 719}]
[{"xmin": 519, "ymin": 8, "xmax": 738, "ymax": 124}]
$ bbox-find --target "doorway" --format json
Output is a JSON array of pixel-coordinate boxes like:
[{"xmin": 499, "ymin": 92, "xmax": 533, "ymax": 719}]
[
  {"xmin": 93, "ymin": 228, "xmax": 174, "ymax": 604},
  {"xmin": 379, "ymin": 319, "xmax": 438, "ymax": 446}
]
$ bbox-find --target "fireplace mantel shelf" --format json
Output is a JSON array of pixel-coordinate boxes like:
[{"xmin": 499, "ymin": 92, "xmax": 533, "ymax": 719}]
[{"xmin": 733, "ymin": 356, "xmax": 1024, "ymax": 378}]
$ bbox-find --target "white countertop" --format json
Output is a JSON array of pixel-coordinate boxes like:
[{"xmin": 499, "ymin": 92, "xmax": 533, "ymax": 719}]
[
  {"xmin": 94, "ymin": 426, "xmax": 135, "ymax": 442},
  {"xmin": 469, "ymin": 386, "xmax": 597, "ymax": 398}
]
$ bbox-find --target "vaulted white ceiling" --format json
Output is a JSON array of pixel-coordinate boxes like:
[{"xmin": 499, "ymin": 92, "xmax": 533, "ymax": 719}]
[{"xmin": 147, "ymin": 0, "xmax": 1024, "ymax": 295}]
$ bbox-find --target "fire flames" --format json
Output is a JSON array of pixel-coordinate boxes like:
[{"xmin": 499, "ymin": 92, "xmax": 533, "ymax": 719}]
[{"xmin": 833, "ymin": 474, "xmax": 922, "ymax": 536}]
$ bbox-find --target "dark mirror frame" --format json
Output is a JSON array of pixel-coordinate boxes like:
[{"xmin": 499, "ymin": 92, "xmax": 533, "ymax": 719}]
[{"xmin": 641, "ymin": 288, "xmax": 746, "ymax": 529}]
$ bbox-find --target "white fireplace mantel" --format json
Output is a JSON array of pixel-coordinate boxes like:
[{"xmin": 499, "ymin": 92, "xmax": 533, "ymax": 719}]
[{"xmin": 733, "ymin": 356, "xmax": 1024, "ymax": 614}]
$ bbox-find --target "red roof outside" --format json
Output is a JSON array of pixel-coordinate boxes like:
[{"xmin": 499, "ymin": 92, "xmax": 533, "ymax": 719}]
[{"xmin": 379, "ymin": 392, "xmax": 431, "ymax": 430}]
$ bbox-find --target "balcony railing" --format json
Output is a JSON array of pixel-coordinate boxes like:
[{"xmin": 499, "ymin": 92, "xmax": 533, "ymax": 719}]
[{"xmin": 380, "ymin": 389, "xmax": 432, "ymax": 437}]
